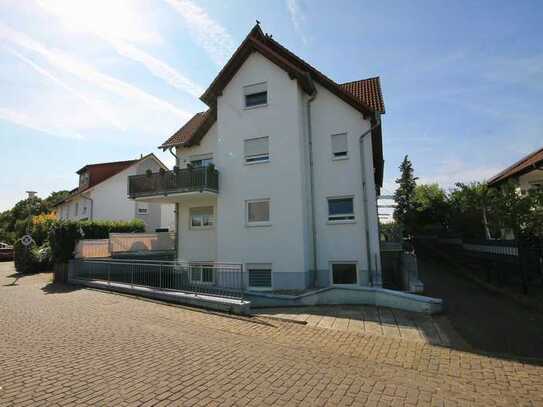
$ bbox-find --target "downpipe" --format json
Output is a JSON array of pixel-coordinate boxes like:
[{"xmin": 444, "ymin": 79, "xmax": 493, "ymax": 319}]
[
  {"xmin": 169, "ymin": 147, "xmax": 180, "ymax": 261},
  {"xmin": 359, "ymin": 116, "xmax": 381, "ymax": 286},
  {"xmin": 306, "ymin": 88, "xmax": 319, "ymax": 287}
]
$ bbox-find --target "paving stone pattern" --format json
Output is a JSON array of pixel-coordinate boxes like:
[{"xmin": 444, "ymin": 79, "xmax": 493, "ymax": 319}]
[{"xmin": 1, "ymin": 262, "xmax": 542, "ymax": 406}]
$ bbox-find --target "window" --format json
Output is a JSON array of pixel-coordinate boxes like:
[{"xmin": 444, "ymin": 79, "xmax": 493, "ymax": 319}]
[
  {"xmin": 244, "ymin": 137, "xmax": 269, "ymax": 164},
  {"xmin": 331, "ymin": 133, "xmax": 348, "ymax": 159},
  {"xmin": 190, "ymin": 154, "xmax": 214, "ymax": 168},
  {"xmin": 328, "ymin": 197, "xmax": 355, "ymax": 222},
  {"xmin": 529, "ymin": 180, "xmax": 543, "ymax": 192},
  {"xmin": 190, "ymin": 264, "xmax": 214, "ymax": 284},
  {"xmin": 79, "ymin": 172, "xmax": 89, "ymax": 189},
  {"xmin": 248, "ymin": 264, "xmax": 272, "ymax": 289},
  {"xmin": 244, "ymin": 82, "xmax": 267, "ymax": 108},
  {"xmin": 331, "ymin": 263, "xmax": 358, "ymax": 285},
  {"xmin": 75, "ymin": 203, "xmax": 79, "ymax": 216},
  {"xmin": 246, "ymin": 199, "xmax": 270, "ymax": 226},
  {"xmin": 137, "ymin": 202, "xmax": 149, "ymax": 215},
  {"xmin": 190, "ymin": 207, "xmax": 214, "ymax": 229}
]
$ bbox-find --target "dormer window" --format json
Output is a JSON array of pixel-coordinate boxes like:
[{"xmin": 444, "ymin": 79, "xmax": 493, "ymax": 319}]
[
  {"xmin": 79, "ymin": 172, "xmax": 90, "ymax": 189},
  {"xmin": 244, "ymin": 82, "xmax": 267, "ymax": 108}
]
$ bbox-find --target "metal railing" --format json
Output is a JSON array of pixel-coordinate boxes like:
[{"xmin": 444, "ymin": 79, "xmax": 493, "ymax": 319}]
[
  {"xmin": 69, "ymin": 259, "xmax": 244, "ymax": 300},
  {"xmin": 128, "ymin": 167, "xmax": 219, "ymax": 198}
]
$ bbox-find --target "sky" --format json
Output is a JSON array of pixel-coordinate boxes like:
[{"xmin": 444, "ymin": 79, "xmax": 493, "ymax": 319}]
[{"xmin": 0, "ymin": 0, "xmax": 542, "ymax": 212}]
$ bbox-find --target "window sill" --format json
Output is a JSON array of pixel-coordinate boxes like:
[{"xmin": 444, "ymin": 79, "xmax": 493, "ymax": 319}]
[
  {"xmin": 247, "ymin": 286, "xmax": 272, "ymax": 291},
  {"xmin": 243, "ymin": 103, "xmax": 268, "ymax": 110},
  {"xmin": 332, "ymin": 156, "xmax": 349, "ymax": 161},
  {"xmin": 246, "ymin": 222, "xmax": 272, "ymax": 228},
  {"xmin": 327, "ymin": 219, "xmax": 356, "ymax": 225},
  {"xmin": 244, "ymin": 158, "xmax": 270, "ymax": 166},
  {"xmin": 189, "ymin": 226, "xmax": 215, "ymax": 231}
]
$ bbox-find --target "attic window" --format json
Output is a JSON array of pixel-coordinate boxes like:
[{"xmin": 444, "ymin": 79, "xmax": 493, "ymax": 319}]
[{"xmin": 244, "ymin": 82, "xmax": 267, "ymax": 108}]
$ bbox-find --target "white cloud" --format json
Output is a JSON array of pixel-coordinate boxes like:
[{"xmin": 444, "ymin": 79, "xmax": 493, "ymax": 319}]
[
  {"xmin": 286, "ymin": 0, "xmax": 308, "ymax": 44},
  {"xmin": 37, "ymin": 0, "xmax": 204, "ymax": 98},
  {"xmin": 108, "ymin": 40, "xmax": 204, "ymax": 97},
  {"xmin": 0, "ymin": 23, "xmax": 191, "ymax": 121},
  {"xmin": 0, "ymin": 107, "xmax": 82, "ymax": 139},
  {"xmin": 418, "ymin": 159, "xmax": 501, "ymax": 189},
  {"xmin": 36, "ymin": 0, "xmax": 162, "ymax": 45},
  {"xmin": 5, "ymin": 46, "xmax": 124, "ymax": 131},
  {"xmin": 164, "ymin": 0, "xmax": 236, "ymax": 65}
]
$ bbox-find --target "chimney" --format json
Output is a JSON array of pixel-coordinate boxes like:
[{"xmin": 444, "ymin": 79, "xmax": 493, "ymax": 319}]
[{"xmin": 26, "ymin": 191, "xmax": 37, "ymax": 199}]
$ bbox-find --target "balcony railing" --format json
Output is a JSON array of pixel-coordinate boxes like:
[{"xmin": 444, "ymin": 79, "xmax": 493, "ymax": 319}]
[{"xmin": 128, "ymin": 167, "xmax": 219, "ymax": 198}]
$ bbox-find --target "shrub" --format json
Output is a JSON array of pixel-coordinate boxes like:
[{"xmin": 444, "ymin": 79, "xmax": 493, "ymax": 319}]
[
  {"xmin": 14, "ymin": 239, "xmax": 39, "ymax": 273},
  {"xmin": 32, "ymin": 213, "xmax": 57, "ymax": 246}
]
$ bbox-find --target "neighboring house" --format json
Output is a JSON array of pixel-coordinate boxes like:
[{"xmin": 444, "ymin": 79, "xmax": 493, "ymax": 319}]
[
  {"xmin": 128, "ymin": 24, "xmax": 385, "ymax": 291},
  {"xmin": 53, "ymin": 154, "xmax": 175, "ymax": 232},
  {"xmin": 488, "ymin": 146, "xmax": 543, "ymax": 194}
]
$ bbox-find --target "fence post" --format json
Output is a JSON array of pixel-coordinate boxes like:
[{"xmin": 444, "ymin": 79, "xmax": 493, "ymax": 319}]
[
  {"xmin": 108, "ymin": 263, "xmax": 111, "ymax": 286},
  {"xmin": 131, "ymin": 264, "xmax": 134, "ymax": 288},
  {"xmin": 518, "ymin": 242, "xmax": 528, "ymax": 295},
  {"xmin": 159, "ymin": 264, "xmax": 162, "ymax": 290},
  {"xmin": 240, "ymin": 263, "xmax": 244, "ymax": 300}
]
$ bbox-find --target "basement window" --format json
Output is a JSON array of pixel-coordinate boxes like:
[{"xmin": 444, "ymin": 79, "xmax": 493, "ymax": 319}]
[{"xmin": 247, "ymin": 264, "xmax": 272, "ymax": 289}]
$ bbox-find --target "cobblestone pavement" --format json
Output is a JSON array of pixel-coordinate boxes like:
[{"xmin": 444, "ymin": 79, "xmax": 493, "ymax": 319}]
[
  {"xmin": 255, "ymin": 306, "xmax": 456, "ymax": 347},
  {"xmin": 1, "ymin": 262, "xmax": 543, "ymax": 406}
]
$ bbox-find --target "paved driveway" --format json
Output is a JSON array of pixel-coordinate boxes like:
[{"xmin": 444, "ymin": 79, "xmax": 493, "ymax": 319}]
[{"xmin": 1, "ymin": 262, "xmax": 542, "ymax": 406}]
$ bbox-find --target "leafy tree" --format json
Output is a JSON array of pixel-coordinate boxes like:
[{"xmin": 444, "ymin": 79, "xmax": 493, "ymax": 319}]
[
  {"xmin": 43, "ymin": 190, "xmax": 70, "ymax": 209},
  {"xmin": 393, "ymin": 156, "xmax": 418, "ymax": 235},
  {"xmin": 448, "ymin": 182, "xmax": 493, "ymax": 239},
  {"xmin": 412, "ymin": 184, "xmax": 450, "ymax": 233}
]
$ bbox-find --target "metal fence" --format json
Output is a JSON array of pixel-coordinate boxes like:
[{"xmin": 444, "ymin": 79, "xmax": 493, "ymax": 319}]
[
  {"xmin": 416, "ymin": 237, "xmax": 543, "ymax": 295},
  {"xmin": 69, "ymin": 259, "xmax": 245, "ymax": 300}
]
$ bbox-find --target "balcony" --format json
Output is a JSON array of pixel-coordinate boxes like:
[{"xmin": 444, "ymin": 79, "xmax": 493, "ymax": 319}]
[{"xmin": 128, "ymin": 167, "xmax": 219, "ymax": 199}]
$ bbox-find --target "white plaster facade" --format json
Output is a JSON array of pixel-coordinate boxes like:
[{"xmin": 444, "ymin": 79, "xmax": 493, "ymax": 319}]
[
  {"xmin": 141, "ymin": 50, "xmax": 384, "ymax": 291},
  {"xmin": 56, "ymin": 155, "xmax": 175, "ymax": 232}
]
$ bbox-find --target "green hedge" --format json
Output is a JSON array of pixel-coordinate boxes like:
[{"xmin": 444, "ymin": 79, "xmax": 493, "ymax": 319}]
[{"xmin": 48, "ymin": 219, "xmax": 145, "ymax": 263}]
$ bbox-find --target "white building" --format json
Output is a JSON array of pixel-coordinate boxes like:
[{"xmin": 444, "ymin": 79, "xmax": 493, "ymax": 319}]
[
  {"xmin": 488, "ymin": 146, "xmax": 543, "ymax": 194},
  {"xmin": 54, "ymin": 154, "xmax": 175, "ymax": 232},
  {"xmin": 129, "ymin": 24, "xmax": 385, "ymax": 291}
]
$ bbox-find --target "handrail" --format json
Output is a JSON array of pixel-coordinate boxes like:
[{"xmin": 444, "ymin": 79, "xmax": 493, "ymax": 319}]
[{"xmin": 128, "ymin": 167, "xmax": 219, "ymax": 198}]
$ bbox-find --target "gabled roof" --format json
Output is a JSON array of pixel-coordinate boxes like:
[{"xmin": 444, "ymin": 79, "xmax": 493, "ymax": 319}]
[
  {"xmin": 53, "ymin": 153, "xmax": 167, "ymax": 207},
  {"xmin": 159, "ymin": 23, "xmax": 385, "ymax": 188},
  {"xmin": 159, "ymin": 109, "xmax": 216, "ymax": 149},
  {"xmin": 340, "ymin": 78, "xmax": 385, "ymax": 114},
  {"xmin": 488, "ymin": 146, "xmax": 543, "ymax": 186}
]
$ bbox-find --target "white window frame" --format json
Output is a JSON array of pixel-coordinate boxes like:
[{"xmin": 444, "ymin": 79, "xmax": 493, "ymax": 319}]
[
  {"xmin": 247, "ymin": 263, "xmax": 272, "ymax": 290},
  {"xmin": 137, "ymin": 202, "xmax": 149, "ymax": 215},
  {"xmin": 331, "ymin": 132, "xmax": 349, "ymax": 160},
  {"xmin": 190, "ymin": 263, "xmax": 215, "ymax": 285},
  {"xmin": 244, "ymin": 137, "xmax": 270, "ymax": 165},
  {"xmin": 189, "ymin": 153, "xmax": 214, "ymax": 168},
  {"xmin": 327, "ymin": 196, "xmax": 356, "ymax": 223},
  {"xmin": 243, "ymin": 82, "xmax": 268, "ymax": 109},
  {"xmin": 189, "ymin": 207, "xmax": 215, "ymax": 230},
  {"xmin": 245, "ymin": 199, "xmax": 271, "ymax": 227},
  {"xmin": 329, "ymin": 261, "xmax": 359, "ymax": 287}
]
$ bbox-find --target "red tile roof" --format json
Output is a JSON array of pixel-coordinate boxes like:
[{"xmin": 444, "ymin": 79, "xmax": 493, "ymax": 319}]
[
  {"xmin": 159, "ymin": 109, "xmax": 216, "ymax": 149},
  {"xmin": 340, "ymin": 78, "xmax": 385, "ymax": 113},
  {"xmin": 488, "ymin": 146, "xmax": 543, "ymax": 186},
  {"xmin": 53, "ymin": 154, "xmax": 166, "ymax": 207}
]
